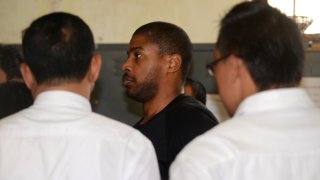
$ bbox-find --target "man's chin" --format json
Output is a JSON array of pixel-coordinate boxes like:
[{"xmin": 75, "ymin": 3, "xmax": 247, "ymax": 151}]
[{"xmin": 126, "ymin": 92, "xmax": 145, "ymax": 103}]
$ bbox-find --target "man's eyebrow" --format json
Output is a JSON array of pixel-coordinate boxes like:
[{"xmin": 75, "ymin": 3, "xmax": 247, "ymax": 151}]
[{"xmin": 127, "ymin": 46, "xmax": 143, "ymax": 55}]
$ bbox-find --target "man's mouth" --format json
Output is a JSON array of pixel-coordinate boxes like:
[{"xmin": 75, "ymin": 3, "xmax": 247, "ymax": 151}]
[{"xmin": 122, "ymin": 74, "xmax": 134, "ymax": 87}]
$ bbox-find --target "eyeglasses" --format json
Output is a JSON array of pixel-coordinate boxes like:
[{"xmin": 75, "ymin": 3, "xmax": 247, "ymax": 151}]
[{"xmin": 206, "ymin": 54, "xmax": 230, "ymax": 76}]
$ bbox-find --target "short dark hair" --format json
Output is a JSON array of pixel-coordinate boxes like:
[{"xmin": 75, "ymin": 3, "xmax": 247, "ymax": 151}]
[
  {"xmin": 22, "ymin": 12, "xmax": 95, "ymax": 84},
  {"xmin": 0, "ymin": 82, "xmax": 33, "ymax": 119},
  {"xmin": 133, "ymin": 21, "xmax": 192, "ymax": 80},
  {"xmin": 216, "ymin": 1, "xmax": 304, "ymax": 90},
  {"xmin": 0, "ymin": 45, "xmax": 23, "ymax": 81},
  {"xmin": 185, "ymin": 76, "xmax": 207, "ymax": 104}
]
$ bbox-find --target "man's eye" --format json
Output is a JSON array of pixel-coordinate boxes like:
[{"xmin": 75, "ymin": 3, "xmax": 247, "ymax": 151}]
[{"xmin": 134, "ymin": 52, "xmax": 141, "ymax": 60}]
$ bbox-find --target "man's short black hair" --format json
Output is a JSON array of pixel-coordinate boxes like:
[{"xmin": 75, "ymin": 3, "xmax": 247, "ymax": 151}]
[
  {"xmin": 217, "ymin": 1, "xmax": 304, "ymax": 90},
  {"xmin": 22, "ymin": 12, "xmax": 95, "ymax": 85},
  {"xmin": 133, "ymin": 21, "xmax": 192, "ymax": 80}
]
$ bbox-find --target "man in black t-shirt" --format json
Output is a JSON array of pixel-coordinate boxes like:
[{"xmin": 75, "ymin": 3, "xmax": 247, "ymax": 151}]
[{"xmin": 122, "ymin": 21, "xmax": 219, "ymax": 180}]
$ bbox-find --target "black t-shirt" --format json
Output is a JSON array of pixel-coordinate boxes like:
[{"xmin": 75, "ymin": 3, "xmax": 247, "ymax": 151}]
[{"xmin": 134, "ymin": 94, "xmax": 219, "ymax": 180}]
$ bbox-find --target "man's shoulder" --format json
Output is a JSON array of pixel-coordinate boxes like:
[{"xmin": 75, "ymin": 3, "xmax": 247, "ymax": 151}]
[
  {"xmin": 0, "ymin": 110, "xmax": 149, "ymax": 145},
  {"xmin": 171, "ymin": 95, "xmax": 207, "ymax": 109},
  {"xmin": 0, "ymin": 109, "xmax": 26, "ymax": 126},
  {"xmin": 174, "ymin": 124, "xmax": 238, "ymax": 167},
  {"xmin": 169, "ymin": 95, "xmax": 214, "ymax": 115},
  {"xmin": 166, "ymin": 96, "xmax": 218, "ymax": 126},
  {"xmin": 79, "ymin": 112, "xmax": 150, "ymax": 140},
  {"xmin": 174, "ymin": 115, "xmax": 274, "ymax": 162}
]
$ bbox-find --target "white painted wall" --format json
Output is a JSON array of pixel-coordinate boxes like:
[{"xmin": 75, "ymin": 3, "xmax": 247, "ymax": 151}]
[{"xmin": 0, "ymin": 0, "xmax": 242, "ymax": 44}]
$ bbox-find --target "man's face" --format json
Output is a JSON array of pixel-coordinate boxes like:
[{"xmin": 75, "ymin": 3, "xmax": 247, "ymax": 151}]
[{"xmin": 122, "ymin": 35, "xmax": 164, "ymax": 103}]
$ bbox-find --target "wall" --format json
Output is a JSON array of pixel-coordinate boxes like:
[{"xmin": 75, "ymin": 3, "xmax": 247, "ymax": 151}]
[{"xmin": 0, "ymin": 0, "xmax": 242, "ymax": 44}]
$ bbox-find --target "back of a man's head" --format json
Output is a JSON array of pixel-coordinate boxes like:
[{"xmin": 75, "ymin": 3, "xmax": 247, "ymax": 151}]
[
  {"xmin": 132, "ymin": 21, "xmax": 193, "ymax": 80},
  {"xmin": 22, "ymin": 12, "xmax": 95, "ymax": 85},
  {"xmin": 216, "ymin": 1, "xmax": 304, "ymax": 91}
]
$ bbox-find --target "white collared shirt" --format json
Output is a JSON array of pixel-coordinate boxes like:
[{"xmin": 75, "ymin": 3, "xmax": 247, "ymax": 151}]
[
  {"xmin": 0, "ymin": 90, "xmax": 160, "ymax": 180},
  {"xmin": 170, "ymin": 88, "xmax": 320, "ymax": 180}
]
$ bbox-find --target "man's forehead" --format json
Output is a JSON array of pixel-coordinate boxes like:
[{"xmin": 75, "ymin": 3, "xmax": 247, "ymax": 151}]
[{"xmin": 128, "ymin": 37, "xmax": 160, "ymax": 52}]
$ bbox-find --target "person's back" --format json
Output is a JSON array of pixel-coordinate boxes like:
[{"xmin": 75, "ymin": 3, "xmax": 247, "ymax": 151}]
[
  {"xmin": 171, "ymin": 89, "xmax": 320, "ymax": 180},
  {"xmin": 170, "ymin": 1, "xmax": 320, "ymax": 180},
  {"xmin": 0, "ymin": 12, "xmax": 160, "ymax": 180},
  {"xmin": 0, "ymin": 95, "xmax": 159, "ymax": 179}
]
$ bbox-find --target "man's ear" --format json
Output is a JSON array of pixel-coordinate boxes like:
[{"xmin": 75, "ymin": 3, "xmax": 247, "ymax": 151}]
[
  {"xmin": 227, "ymin": 55, "xmax": 245, "ymax": 82},
  {"xmin": 20, "ymin": 63, "xmax": 36, "ymax": 90},
  {"xmin": 167, "ymin": 54, "xmax": 182, "ymax": 73},
  {"xmin": 233, "ymin": 55, "xmax": 258, "ymax": 94},
  {"xmin": 88, "ymin": 53, "xmax": 102, "ymax": 83},
  {"xmin": 235, "ymin": 55, "xmax": 249, "ymax": 79}
]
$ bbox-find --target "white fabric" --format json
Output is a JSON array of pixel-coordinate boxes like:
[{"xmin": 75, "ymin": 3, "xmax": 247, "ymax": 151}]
[
  {"xmin": 0, "ymin": 90, "xmax": 160, "ymax": 180},
  {"xmin": 170, "ymin": 88, "xmax": 320, "ymax": 180}
]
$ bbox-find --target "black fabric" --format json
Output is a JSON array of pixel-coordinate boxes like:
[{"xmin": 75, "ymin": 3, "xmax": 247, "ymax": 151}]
[{"xmin": 134, "ymin": 94, "xmax": 218, "ymax": 180}]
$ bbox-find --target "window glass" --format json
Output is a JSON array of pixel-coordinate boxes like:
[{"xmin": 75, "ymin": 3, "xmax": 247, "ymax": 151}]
[{"xmin": 269, "ymin": 0, "xmax": 319, "ymax": 34}]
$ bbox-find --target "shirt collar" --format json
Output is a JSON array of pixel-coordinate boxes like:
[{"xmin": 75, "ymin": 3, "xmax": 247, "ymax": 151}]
[
  {"xmin": 34, "ymin": 90, "xmax": 92, "ymax": 112},
  {"xmin": 234, "ymin": 88, "xmax": 316, "ymax": 117}
]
